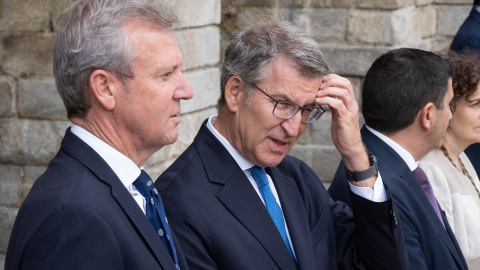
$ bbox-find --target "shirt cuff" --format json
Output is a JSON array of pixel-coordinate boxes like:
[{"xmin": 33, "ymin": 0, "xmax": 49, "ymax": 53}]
[{"xmin": 348, "ymin": 172, "xmax": 387, "ymax": 202}]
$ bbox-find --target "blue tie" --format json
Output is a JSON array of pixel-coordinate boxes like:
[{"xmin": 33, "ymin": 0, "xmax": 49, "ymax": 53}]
[
  {"xmin": 248, "ymin": 166, "xmax": 297, "ymax": 264},
  {"xmin": 133, "ymin": 170, "xmax": 180, "ymax": 269}
]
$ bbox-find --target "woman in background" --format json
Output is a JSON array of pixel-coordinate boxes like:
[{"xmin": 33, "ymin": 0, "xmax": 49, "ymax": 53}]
[{"xmin": 420, "ymin": 50, "xmax": 480, "ymax": 269}]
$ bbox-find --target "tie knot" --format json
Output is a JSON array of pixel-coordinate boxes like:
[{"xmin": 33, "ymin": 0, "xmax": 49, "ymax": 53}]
[
  {"xmin": 412, "ymin": 167, "xmax": 429, "ymax": 185},
  {"xmin": 133, "ymin": 170, "xmax": 154, "ymax": 197},
  {"xmin": 248, "ymin": 166, "xmax": 269, "ymax": 187}
]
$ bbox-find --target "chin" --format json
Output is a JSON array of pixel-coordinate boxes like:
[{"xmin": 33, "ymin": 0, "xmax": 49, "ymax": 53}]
[
  {"xmin": 259, "ymin": 154, "xmax": 287, "ymax": 168},
  {"xmin": 161, "ymin": 131, "xmax": 179, "ymax": 146}
]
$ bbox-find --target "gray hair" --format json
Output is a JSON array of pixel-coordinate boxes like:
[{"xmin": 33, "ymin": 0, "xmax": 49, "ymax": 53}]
[
  {"xmin": 218, "ymin": 20, "xmax": 331, "ymax": 111},
  {"xmin": 54, "ymin": 0, "xmax": 178, "ymax": 118}
]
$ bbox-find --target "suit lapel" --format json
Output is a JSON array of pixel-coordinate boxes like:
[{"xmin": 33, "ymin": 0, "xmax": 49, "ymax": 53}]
[
  {"xmin": 61, "ymin": 128, "xmax": 176, "ymax": 270},
  {"xmin": 361, "ymin": 127, "xmax": 466, "ymax": 269},
  {"xmin": 269, "ymin": 167, "xmax": 316, "ymax": 270},
  {"xmin": 194, "ymin": 122, "xmax": 296, "ymax": 270}
]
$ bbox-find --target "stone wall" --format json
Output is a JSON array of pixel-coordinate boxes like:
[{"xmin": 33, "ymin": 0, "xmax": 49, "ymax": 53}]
[
  {"xmin": 0, "ymin": 0, "xmax": 472, "ymax": 267},
  {"xmin": 0, "ymin": 0, "xmax": 221, "ymax": 266},
  {"xmin": 221, "ymin": 0, "xmax": 472, "ymax": 182}
]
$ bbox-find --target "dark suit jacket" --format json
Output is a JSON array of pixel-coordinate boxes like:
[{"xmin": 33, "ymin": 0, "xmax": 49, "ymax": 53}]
[
  {"xmin": 5, "ymin": 128, "xmax": 187, "ymax": 270},
  {"xmin": 450, "ymin": 7, "xmax": 480, "ymax": 180},
  {"xmin": 155, "ymin": 120, "xmax": 407, "ymax": 270},
  {"xmin": 328, "ymin": 126, "xmax": 468, "ymax": 270},
  {"xmin": 450, "ymin": 7, "xmax": 480, "ymax": 54},
  {"xmin": 464, "ymin": 143, "xmax": 480, "ymax": 175}
]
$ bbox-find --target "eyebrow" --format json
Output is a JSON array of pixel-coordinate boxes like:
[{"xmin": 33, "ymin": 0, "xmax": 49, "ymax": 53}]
[
  {"xmin": 468, "ymin": 97, "xmax": 480, "ymax": 103},
  {"xmin": 269, "ymin": 93, "xmax": 317, "ymax": 108}
]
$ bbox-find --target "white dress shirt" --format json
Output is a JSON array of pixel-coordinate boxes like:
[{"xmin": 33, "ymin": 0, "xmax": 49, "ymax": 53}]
[{"xmin": 71, "ymin": 125, "xmax": 147, "ymax": 213}]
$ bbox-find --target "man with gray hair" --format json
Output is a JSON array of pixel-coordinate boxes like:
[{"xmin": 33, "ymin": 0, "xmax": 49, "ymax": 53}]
[
  {"xmin": 156, "ymin": 20, "xmax": 407, "ymax": 270},
  {"xmin": 5, "ymin": 0, "xmax": 192, "ymax": 269}
]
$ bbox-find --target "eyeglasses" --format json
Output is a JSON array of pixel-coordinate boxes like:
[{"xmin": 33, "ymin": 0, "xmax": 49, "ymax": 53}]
[{"xmin": 252, "ymin": 84, "xmax": 325, "ymax": 124}]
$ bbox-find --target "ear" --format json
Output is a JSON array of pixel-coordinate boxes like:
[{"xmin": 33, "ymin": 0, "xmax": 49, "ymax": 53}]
[
  {"xmin": 419, "ymin": 102, "xmax": 436, "ymax": 131},
  {"xmin": 89, "ymin": 70, "xmax": 119, "ymax": 111},
  {"xmin": 224, "ymin": 75, "xmax": 244, "ymax": 113}
]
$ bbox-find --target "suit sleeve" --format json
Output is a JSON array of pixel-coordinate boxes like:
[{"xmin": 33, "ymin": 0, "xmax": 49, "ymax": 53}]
[
  {"xmin": 390, "ymin": 200, "xmax": 430, "ymax": 270},
  {"xmin": 21, "ymin": 205, "xmax": 123, "ymax": 270},
  {"xmin": 327, "ymin": 161, "xmax": 408, "ymax": 270}
]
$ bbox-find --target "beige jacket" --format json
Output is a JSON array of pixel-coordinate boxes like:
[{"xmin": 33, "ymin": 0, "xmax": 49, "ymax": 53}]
[{"xmin": 420, "ymin": 149, "xmax": 480, "ymax": 269}]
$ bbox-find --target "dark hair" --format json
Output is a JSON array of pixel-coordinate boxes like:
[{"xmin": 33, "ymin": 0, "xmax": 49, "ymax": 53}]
[
  {"xmin": 475, "ymin": 0, "xmax": 480, "ymax": 6},
  {"xmin": 362, "ymin": 48, "xmax": 453, "ymax": 134},
  {"xmin": 443, "ymin": 50, "xmax": 480, "ymax": 112},
  {"xmin": 218, "ymin": 20, "xmax": 331, "ymax": 111}
]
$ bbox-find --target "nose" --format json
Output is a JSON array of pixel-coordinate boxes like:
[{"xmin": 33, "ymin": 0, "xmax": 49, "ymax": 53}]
[
  {"xmin": 280, "ymin": 110, "xmax": 303, "ymax": 137},
  {"xmin": 174, "ymin": 72, "xmax": 194, "ymax": 100}
]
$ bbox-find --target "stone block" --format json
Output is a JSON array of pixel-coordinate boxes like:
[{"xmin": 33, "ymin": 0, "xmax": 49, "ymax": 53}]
[
  {"xmin": 18, "ymin": 78, "xmax": 67, "ymax": 120},
  {"xmin": 393, "ymin": 7, "xmax": 424, "ymax": 44},
  {"xmin": 50, "ymin": 0, "xmax": 76, "ymax": 27},
  {"xmin": 278, "ymin": 0, "xmax": 311, "ymax": 8},
  {"xmin": 0, "ymin": 253, "xmax": 4, "ymax": 270},
  {"xmin": 347, "ymin": 10, "xmax": 394, "ymax": 45},
  {"xmin": 165, "ymin": 0, "xmax": 221, "ymax": 28},
  {"xmin": 0, "ymin": 0, "xmax": 51, "ymax": 32},
  {"xmin": 0, "ymin": 165, "xmax": 22, "ymax": 207},
  {"xmin": 289, "ymin": 145, "xmax": 313, "ymax": 165},
  {"xmin": 311, "ymin": 145, "xmax": 342, "ymax": 183},
  {"xmin": 323, "ymin": 46, "xmax": 391, "ymax": 76},
  {"xmin": 182, "ymin": 68, "xmax": 221, "ymax": 114},
  {"xmin": 296, "ymin": 125, "xmax": 311, "ymax": 145},
  {"xmin": 0, "ymin": 119, "xmax": 71, "ymax": 165},
  {"xmin": 332, "ymin": 0, "xmax": 360, "ymax": 8},
  {"xmin": 310, "ymin": 0, "xmax": 361, "ymax": 8},
  {"xmin": 350, "ymin": 76, "xmax": 363, "ymax": 104},
  {"xmin": 357, "ymin": 0, "xmax": 415, "ymax": 9},
  {"xmin": 305, "ymin": 9, "xmax": 348, "ymax": 43},
  {"xmin": 0, "ymin": 76, "xmax": 15, "ymax": 117},
  {"xmin": 401, "ymin": 36, "xmax": 434, "ymax": 51},
  {"xmin": 435, "ymin": 0, "xmax": 471, "ymax": 3},
  {"xmin": 437, "ymin": 5, "xmax": 471, "ymax": 36},
  {"xmin": 309, "ymin": 111, "xmax": 333, "ymax": 146},
  {"xmin": 175, "ymin": 26, "xmax": 220, "ymax": 71},
  {"xmin": 289, "ymin": 145, "xmax": 341, "ymax": 182},
  {"xmin": 23, "ymin": 166, "xmax": 47, "ymax": 201},
  {"xmin": 278, "ymin": 9, "xmax": 310, "ymax": 33},
  {"xmin": 0, "ymin": 206, "xmax": 18, "ymax": 253},
  {"xmin": 230, "ymin": 7, "xmax": 281, "ymax": 30},
  {"xmin": 431, "ymin": 35, "xmax": 454, "ymax": 52},
  {"xmin": 0, "ymin": 32, "xmax": 55, "ymax": 77},
  {"xmin": 348, "ymin": 8, "xmax": 420, "ymax": 46},
  {"xmin": 221, "ymin": 0, "xmax": 280, "ymax": 7},
  {"xmin": 416, "ymin": 0, "xmax": 434, "ymax": 5},
  {"xmin": 415, "ymin": 5, "xmax": 437, "ymax": 38}
]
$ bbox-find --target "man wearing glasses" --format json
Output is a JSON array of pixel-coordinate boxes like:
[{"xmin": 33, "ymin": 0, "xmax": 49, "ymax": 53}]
[{"xmin": 155, "ymin": 21, "xmax": 407, "ymax": 270}]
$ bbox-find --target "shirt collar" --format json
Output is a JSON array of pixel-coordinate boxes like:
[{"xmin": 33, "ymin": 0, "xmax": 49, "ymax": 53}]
[
  {"xmin": 70, "ymin": 124, "xmax": 142, "ymax": 188},
  {"xmin": 366, "ymin": 125, "xmax": 418, "ymax": 171},
  {"xmin": 206, "ymin": 115, "xmax": 255, "ymax": 171}
]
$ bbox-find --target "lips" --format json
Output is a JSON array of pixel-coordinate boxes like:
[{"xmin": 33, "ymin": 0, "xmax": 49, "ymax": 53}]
[
  {"xmin": 269, "ymin": 137, "xmax": 292, "ymax": 153},
  {"xmin": 171, "ymin": 109, "xmax": 181, "ymax": 117},
  {"xmin": 271, "ymin": 138, "xmax": 288, "ymax": 145}
]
